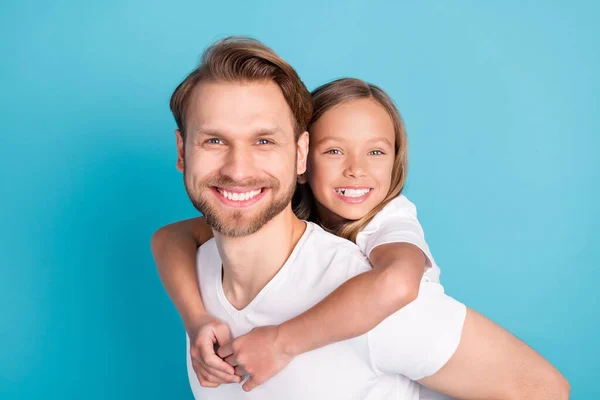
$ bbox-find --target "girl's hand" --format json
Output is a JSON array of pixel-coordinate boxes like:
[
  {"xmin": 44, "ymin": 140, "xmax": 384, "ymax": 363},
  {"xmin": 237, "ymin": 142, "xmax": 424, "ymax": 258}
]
[
  {"xmin": 217, "ymin": 325, "xmax": 294, "ymax": 392},
  {"xmin": 188, "ymin": 315, "xmax": 242, "ymax": 387}
]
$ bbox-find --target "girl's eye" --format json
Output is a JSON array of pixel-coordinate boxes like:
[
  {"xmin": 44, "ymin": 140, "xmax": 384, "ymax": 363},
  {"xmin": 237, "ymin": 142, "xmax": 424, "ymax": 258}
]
[
  {"xmin": 257, "ymin": 139, "xmax": 272, "ymax": 145},
  {"xmin": 368, "ymin": 150, "xmax": 385, "ymax": 155},
  {"xmin": 206, "ymin": 138, "xmax": 224, "ymax": 145},
  {"xmin": 325, "ymin": 149, "xmax": 342, "ymax": 155}
]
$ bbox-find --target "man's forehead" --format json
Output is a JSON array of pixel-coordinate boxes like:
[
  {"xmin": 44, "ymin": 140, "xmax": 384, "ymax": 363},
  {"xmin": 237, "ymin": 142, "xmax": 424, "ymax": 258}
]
[{"xmin": 187, "ymin": 80, "xmax": 295, "ymax": 134}]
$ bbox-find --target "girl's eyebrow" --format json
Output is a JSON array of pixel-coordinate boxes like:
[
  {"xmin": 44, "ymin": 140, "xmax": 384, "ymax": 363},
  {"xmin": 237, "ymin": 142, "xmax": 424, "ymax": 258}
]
[
  {"xmin": 315, "ymin": 136, "xmax": 393, "ymax": 147},
  {"xmin": 313, "ymin": 136, "xmax": 342, "ymax": 146},
  {"xmin": 367, "ymin": 137, "xmax": 394, "ymax": 147}
]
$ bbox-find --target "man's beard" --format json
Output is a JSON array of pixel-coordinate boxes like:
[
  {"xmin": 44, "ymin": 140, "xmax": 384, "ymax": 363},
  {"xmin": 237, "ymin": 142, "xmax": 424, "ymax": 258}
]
[{"xmin": 184, "ymin": 171, "xmax": 296, "ymax": 238}]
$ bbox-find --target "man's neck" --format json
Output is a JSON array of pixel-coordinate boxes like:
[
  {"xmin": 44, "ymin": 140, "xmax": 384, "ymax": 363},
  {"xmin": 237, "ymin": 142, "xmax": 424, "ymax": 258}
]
[{"xmin": 213, "ymin": 206, "xmax": 307, "ymax": 310}]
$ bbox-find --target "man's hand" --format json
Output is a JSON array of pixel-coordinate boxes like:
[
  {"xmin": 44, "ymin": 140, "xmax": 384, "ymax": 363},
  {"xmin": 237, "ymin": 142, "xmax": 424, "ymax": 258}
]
[
  {"xmin": 217, "ymin": 325, "xmax": 294, "ymax": 392},
  {"xmin": 188, "ymin": 315, "xmax": 242, "ymax": 387}
]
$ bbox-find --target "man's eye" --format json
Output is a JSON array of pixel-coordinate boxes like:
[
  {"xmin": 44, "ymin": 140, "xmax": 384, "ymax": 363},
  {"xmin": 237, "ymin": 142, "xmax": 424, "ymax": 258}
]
[
  {"xmin": 206, "ymin": 138, "xmax": 224, "ymax": 145},
  {"xmin": 257, "ymin": 139, "xmax": 272, "ymax": 145},
  {"xmin": 368, "ymin": 150, "xmax": 385, "ymax": 155},
  {"xmin": 326, "ymin": 149, "xmax": 342, "ymax": 155}
]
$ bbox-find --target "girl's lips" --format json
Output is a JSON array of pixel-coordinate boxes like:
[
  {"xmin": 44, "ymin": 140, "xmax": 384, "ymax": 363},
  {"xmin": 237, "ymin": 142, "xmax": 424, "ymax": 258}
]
[
  {"xmin": 211, "ymin": 187, "xmax": 269, "ymax": 208},
  {"xmin": 333, "ymin": 188, "xmax": 373, "ymax": 204}
]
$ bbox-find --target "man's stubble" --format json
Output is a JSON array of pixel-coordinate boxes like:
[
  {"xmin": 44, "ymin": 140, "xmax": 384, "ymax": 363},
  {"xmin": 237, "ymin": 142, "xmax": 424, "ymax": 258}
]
[{"xmin": 183, "ymin": 160, "xmax": 297, "ymax": 238}]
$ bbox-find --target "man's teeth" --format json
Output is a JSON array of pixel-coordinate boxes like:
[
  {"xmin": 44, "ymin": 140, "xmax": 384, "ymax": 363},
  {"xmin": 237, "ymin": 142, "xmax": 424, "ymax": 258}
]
[
  {"xmin": 335, "ymin": 188, "xmax": 371, "ymax": 197},
  {"xmin": 217, "ymin": 188, "xmax": 262, "ymax": 201}
]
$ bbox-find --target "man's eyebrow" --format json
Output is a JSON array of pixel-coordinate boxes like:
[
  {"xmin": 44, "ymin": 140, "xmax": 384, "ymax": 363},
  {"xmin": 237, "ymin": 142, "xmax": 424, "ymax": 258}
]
[
  {"xmin": 194, "ymin": 128, "xmax": 224, "ymax": 137},
  {"xmin": 193, "ymin": 127, "xmax": 285, "ymax": 138},
  {"xmin": 252, "ymin": 128, "xmax": 284, "ymax": 137}
]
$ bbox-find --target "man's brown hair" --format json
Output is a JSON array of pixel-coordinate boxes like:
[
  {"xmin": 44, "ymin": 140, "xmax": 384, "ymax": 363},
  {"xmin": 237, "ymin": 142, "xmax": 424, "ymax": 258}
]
[{"xmin": 170, "ymin": 36, "xmax": 313, "ymax": 140}]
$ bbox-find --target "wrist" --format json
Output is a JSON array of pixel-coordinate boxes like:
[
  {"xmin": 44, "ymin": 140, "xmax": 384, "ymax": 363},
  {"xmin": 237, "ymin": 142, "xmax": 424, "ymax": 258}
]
[
  {"xmin": 276, "ymin": 321, "xmax": 303, "ymax": 357},
  {"xmin": 183, "ymin": 311, "xmax": 213, "ymax": 333}
]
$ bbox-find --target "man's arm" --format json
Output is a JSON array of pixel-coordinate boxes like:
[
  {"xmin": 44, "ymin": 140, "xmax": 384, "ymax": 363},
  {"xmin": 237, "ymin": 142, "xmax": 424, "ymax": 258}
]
[{"xmin": 419, "ymin": 308, "xmax": 570, "ymax": 400}]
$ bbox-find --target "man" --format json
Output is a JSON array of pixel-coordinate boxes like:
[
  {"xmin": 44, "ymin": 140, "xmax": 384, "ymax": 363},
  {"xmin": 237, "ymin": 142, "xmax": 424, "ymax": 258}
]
[{"xmin": 168, "ymin": 36, "xmax": 569, "ymax": 399}]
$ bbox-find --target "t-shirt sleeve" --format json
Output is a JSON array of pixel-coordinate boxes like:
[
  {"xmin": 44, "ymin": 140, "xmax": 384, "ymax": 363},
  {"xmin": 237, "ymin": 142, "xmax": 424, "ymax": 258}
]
[
  {"xmin": 366, "ymin": 282, "xmax": 467, "ymax": 381},
  {"xmin": 360, "ymin": 203, "xmax": 435, "ymax": 269}
]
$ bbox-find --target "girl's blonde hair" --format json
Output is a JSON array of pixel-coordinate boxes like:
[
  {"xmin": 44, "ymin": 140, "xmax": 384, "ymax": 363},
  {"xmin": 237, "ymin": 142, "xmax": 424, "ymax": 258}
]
[{"xmin": 292, "ymin": 78, "xmax": 408, "ymax": 243}]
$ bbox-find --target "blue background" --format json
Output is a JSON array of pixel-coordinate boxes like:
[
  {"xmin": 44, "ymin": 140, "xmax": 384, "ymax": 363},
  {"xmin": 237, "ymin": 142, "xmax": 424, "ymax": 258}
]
[{"xmin": 1, "ymin": 0, "xmax": 598, "ymax": 398}]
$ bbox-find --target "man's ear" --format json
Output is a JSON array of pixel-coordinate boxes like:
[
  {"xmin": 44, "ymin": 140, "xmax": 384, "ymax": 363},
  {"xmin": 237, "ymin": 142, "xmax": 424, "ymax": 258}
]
[
  {"xmin": 296, "ymin": 131, "xmax": 309, "ymax": 176},
  {"xmin": 297, "ymin": 174, "xmax": 308, "ymax": 184},
  {"xmin": 175, "ymin": 130, "xmax": 184, "ymax": 172}
]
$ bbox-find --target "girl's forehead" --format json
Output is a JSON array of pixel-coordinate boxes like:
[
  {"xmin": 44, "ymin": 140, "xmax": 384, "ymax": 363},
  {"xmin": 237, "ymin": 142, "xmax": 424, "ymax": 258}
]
[{"xmin": 310, "ymin": 99, "xmax": 395, "ymax": 145}]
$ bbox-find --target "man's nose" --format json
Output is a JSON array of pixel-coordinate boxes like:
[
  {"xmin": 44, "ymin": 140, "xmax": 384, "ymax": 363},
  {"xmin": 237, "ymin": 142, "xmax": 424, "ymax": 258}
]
[
  {"xmin": 343, "ymin": 153, "xmax": 367, "ymax": 179},
  {"xmin": 220, "ymin": 145, "xmax": 256, "ymax": 182}
]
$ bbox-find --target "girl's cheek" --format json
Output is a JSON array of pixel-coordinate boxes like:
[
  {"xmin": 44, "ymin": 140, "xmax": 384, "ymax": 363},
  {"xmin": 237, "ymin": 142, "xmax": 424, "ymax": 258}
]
[{"xmin": 309, "ymin": 171, "xmax": 330, "ymax": 195}]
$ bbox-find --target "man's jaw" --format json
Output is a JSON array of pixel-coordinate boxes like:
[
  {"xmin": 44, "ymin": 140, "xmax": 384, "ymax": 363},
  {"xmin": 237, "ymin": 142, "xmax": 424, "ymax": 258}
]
[{"xmin": 211, "ymin": 186, "xmax": 269, "ymax": 208}]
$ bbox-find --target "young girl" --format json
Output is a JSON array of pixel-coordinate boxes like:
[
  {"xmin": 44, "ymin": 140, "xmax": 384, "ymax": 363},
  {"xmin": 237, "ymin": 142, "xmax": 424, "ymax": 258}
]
[{"xmin": 154, "ymin": 78, "xmax": 441, "ymax": 390}]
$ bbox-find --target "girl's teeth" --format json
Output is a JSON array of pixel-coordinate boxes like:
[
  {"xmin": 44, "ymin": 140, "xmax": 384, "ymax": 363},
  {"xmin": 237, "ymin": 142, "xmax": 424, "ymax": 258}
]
[
  {"xmin": 219, "ymin": 189, "xmax": 262, "ymax": 201},
  {"xmin": 336, "ymin": 188, "xmax": 371, "ymax": 197}
]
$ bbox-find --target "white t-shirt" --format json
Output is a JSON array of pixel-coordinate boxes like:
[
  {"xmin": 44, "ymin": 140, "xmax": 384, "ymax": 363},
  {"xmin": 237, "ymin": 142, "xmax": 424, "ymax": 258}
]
[
  {"xmin": 187, "ymin": 222, "xmax": 465, "ymax": 400},
  {"xmin": 356, "ymin": 194, "xmax": 441, "ymax": 283}
]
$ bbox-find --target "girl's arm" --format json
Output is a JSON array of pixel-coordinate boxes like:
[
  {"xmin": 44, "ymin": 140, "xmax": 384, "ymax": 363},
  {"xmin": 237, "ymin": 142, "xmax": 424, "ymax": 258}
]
[
  {"xmin": 151, "ymin": 217, "xmax": 213, "ymax": 328},
  {"xmin": 279, "ymin": 242, "xmax": 425, "ymax": 354},
  {"xmin": 151, "ymin": 218, "xmax": 241, "ymax": 385},
  {"xmin": 217, "ymin": 242, "xmax": 426, "ymax": 391}
]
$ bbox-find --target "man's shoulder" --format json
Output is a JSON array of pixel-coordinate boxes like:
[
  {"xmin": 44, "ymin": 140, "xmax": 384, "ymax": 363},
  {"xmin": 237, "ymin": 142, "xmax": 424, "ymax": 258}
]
[
  {"xmin": 278, "ymin": 223, "xmax": 372, "ymax": 308},
  {"xmin": 197, "ymin": 237, "xmax": 218, "ymax": 254},
  {"xmin": 196, "ymin": 238, "xmax": 220, "ymax": 271},
  {"xmin": 300, "ymin": 222, "xmax": 371, "ymax": 274},
  {"xmin": 305, "ymin": 222, "xmax": 364, "ymax": 251}
]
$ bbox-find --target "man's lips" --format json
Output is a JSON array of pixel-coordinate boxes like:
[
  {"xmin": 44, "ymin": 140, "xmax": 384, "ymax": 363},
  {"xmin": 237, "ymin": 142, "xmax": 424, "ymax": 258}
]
[{"xmin": 211, "ymin": 186, "xmax": 269, "ymax": 208}]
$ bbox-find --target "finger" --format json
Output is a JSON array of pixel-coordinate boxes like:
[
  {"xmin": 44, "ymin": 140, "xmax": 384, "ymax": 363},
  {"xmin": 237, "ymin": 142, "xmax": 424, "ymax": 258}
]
[
  {"xmin": 192, "ymin": 359, "xmax": 210, "ymax": 380},
  {"xmin": 214, "ymin": 323, "xmax": 232, "ymax": 347},
  {"xmin": 243, "ymin": 377, "xmax": 259, "ymax": 392},
  {"xmin": 194, "ymin": 364, "xmax": 220, "ymax": 388},
  {"xmin": 197, "ymin": 334, "xmax": 219, "ymax": 360},
  {"xmin": 201, "ymin": 348, "xmax": 235, "ymax": 375},
  {"xmin": 217, "ymin": 341, "xmax": 234, "ymax": 359},
  {"xmin": 199, "ymin": 379, "xmax": 219, "ymax": 388},
  {"xmin": 194, "ymin": 358, "xmax": 238, "ymax": 385},
  {"xmin": 234, "ymin": 365, "xmax": 248, "ymax": 377},
  {"xmin": 205, "ymin": 364, "xmax": 242, "ymax": 384},
  {"xmin": 196, "ymin": 334, "xmax": 235, "ymax": 375},
  {"xmin": 224, "ymin": 355, "xmax": 238, "ymax": 367}
]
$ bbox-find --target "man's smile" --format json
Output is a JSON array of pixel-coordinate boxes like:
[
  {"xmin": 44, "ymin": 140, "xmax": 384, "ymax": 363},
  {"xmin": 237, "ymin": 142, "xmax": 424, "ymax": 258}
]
[{"xmin": 211, "ymin": 186, "xmax": 270, "ymax": 208}]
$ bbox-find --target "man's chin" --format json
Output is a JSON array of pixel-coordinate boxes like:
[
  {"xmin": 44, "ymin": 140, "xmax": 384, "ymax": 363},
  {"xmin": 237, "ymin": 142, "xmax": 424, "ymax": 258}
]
[
  {"xmin": 210, "ymin": 221, "xmax": 263, "ymax": 238},
  {"xmin": 203, "ymin": 212, "xmax": 265, "ymax": 238}
]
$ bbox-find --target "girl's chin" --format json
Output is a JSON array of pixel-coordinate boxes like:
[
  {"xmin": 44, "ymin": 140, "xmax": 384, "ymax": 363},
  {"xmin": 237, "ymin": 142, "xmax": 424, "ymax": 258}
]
[
  {"xmin": 330, "ymin": 206, "xmax": 369, "ymax": 222},
  {"xmin": 316, "ymin": 200, "xmax": 369, "ymax": 225}
]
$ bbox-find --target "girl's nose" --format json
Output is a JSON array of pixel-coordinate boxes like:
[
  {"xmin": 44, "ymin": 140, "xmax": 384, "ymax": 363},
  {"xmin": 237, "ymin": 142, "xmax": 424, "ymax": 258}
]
[{"xmin": 343, "ymin": 154, "xmax": 367, "ymax": 179}]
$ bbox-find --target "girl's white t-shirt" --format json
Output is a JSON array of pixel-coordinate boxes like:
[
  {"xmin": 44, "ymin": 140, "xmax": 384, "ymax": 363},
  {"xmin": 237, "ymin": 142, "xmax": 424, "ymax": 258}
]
[{"xmin": 356, "ymin": 194, "xmax": 441, "ymax": 283}]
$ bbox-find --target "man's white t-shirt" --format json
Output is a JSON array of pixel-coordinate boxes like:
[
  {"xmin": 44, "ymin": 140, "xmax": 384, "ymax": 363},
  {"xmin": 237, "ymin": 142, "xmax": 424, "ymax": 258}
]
[
  {"xmin": 356, "ymin": 194, "xmax": 441, "ymax": 283},
  {"xmin": 187, "ymin": 222, "xmax": 466, "ymax": 400}
]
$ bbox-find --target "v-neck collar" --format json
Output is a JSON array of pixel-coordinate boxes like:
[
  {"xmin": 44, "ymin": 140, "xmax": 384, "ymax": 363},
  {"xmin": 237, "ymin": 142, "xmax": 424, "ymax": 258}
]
[{"xmin": 216, "ymin": 222, "xmax": 313, "ymax": 319}]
